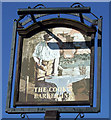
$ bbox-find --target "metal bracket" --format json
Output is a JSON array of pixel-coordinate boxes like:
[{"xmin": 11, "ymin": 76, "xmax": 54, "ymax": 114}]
[
  {"xmin": 20, "ymin": 114, "xmax": 30, "ymax": 120},
  {"xmin": 45, "ymin": 111, "xmax": 60, "ymax": 120},
  {"xmin": 74, "ymin": 113, "xmax": 84, "ymax": 120}
]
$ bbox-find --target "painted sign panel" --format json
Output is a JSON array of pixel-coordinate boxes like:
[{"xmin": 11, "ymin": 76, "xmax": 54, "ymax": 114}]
[{"xmin": 17, "ymin": 27, "xmax": 92, "ymax": 105}]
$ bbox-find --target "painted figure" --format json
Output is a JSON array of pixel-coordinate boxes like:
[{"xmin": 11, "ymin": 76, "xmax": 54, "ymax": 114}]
[{"xmin": 33, "ymin": 34, "xmax": 60, "ymax": 81}]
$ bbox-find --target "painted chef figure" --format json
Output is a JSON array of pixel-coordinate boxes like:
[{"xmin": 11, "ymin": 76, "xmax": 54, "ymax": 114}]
[{"xmin": 33, "ymin": 34, "xmax": 60, "ymax": 81}]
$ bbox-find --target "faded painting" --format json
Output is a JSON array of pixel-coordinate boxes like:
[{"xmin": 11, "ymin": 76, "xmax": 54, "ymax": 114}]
[{"xmin": 19, "ymin": 27, "xmax": 91, "ymax": 103}]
